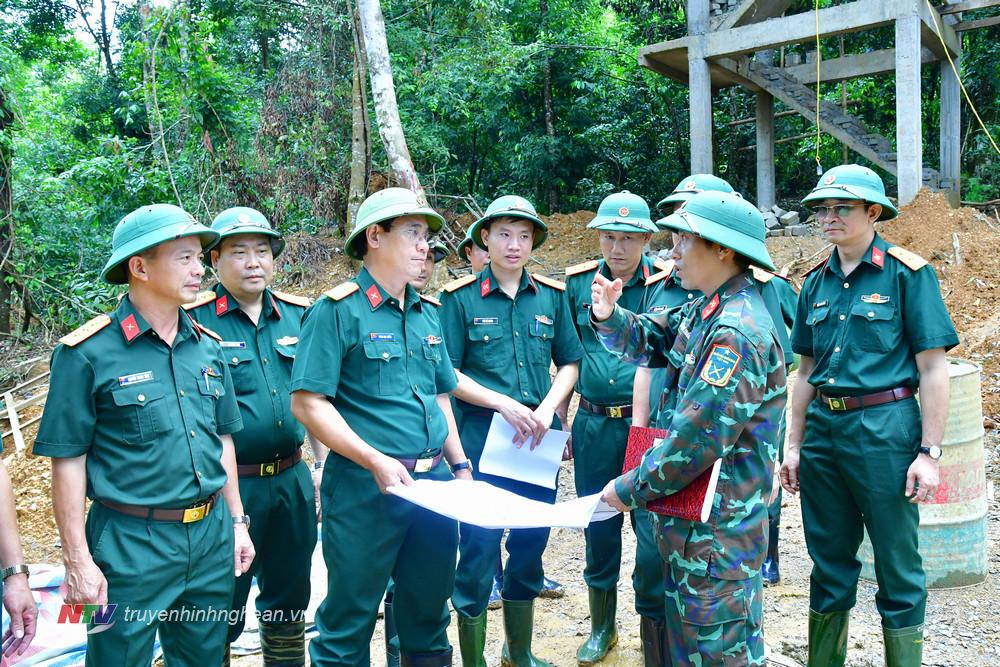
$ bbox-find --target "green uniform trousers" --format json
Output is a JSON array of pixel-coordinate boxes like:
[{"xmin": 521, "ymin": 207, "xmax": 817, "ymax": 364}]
[
  {"xmin": 800, "ymin": 397, "xmax": 926, "ymax": 628},
  {"xmin": 571, "ymin": 408, "xmax": 664, "ymax": 619},
  {"xmin": 227, "ymin": 460, "xmax": 316, "ymax": 643},
  {"xmin": 84, "ymin": 497, "xmax": 234, "ymax": 667},
  {"xmin": 452, "ymin": 411, "xmax": 557, "ymax": 618},
  {"xmin": 309, "ymin": 456, "xmax": 457, "ymax": 666},
  {"xmin": 663, "ymin": 565, "xmax": 765, "ymax": 667}
]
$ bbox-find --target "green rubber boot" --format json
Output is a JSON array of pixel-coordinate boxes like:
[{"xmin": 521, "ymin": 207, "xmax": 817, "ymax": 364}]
[
  {"xmin": 883, "ymin": 624, "xmax": 924, "ymax": 667},
  {"xmin": 260, "ymin": 620, "xmax": 306, "ymax": 666},
  {"xmin": 807, "ymin": 609, "xmax": 849, "ymax": 667},
  {"xmin": 576, "ymin": 587, "xmax": 618, "ymax": 665},
  {"xmin": 500, "ymin": 598, "xmax": 554, "ymax": 667},
  {"xmin": 458, "ymin": 610, "xmax": 488, "ymax": 667}
]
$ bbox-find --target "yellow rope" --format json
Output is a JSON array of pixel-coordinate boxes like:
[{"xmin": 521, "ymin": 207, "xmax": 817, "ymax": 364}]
[
  {"xmin": 814, "ymin": 0, "xmax": 823, "ymax": 174},
  {"xmin": 924, "ymin": 0, "xmax": 1000, "ymax": 156}
]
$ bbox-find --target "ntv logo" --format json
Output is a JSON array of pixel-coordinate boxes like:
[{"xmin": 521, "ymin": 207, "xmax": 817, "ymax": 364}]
[{"xmin": 57, "ymin": 604, "xmax": 118, "ymax": 634}]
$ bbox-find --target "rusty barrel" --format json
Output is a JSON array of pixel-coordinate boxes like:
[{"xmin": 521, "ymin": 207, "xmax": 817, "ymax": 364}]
[{"xmin": 859, "ymin": 358, "xmax": 986, "ymax": 589}]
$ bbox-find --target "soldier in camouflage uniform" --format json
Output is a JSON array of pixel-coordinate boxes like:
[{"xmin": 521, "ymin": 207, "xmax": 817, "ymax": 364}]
[{"xmin": 592, "ymin": 191, "xmax": 787, "ymax": 666}]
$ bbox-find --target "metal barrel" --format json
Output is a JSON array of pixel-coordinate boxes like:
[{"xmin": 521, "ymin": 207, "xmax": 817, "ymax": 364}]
[{"xmin": 859, "ymin": 358, "xmax": 987, "ymax": 589}]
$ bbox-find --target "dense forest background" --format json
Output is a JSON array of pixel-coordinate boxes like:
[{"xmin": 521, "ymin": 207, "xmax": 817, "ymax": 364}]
[{"xmin": 0, "ymin": 0, "xmax": 998, "ymax": 333}]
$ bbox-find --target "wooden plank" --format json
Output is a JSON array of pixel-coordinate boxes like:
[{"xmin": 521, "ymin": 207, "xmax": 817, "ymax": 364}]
[
  {"xmin": 939, "ymin": 0, "xmax": 1000, "ymax": 16},
  {"xmin": 3, "ymin": 391, "xmax": 24, "ymax": 454},
  {"xmin": 954, "ymin": 14, "xmax": 1000, "ymax": 30},
  {"xmin": 0, "ymin": 389, "xmax": 49, "ymax": 421},
  {"xmin": 6, "ymin": 370, "xmax": 50, "ymax": 397},
  {"xmin": 2, "ymin": 414, "xmax": 41, "ymax": 444}
]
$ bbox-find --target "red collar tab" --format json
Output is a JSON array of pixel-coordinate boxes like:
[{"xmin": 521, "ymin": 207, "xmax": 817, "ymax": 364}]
[
  {"xmin": 481, "ymin": 278, "xmax": 491, "ymax": 297},
  {"xmin": 527, "ymin": 274, "xmax": 538, "ymax": 292},
  {"xmin": 701, "ymin": 294, "xmax": 720, "ymax": 321},
  {"xmin": 120, "ymin": 314, "xmax": 142, "ymax": 342},
  {"xmin": 269, "ymin": 294, "xmax": 281, "ymax": 319},
  {"xmin": 871, "ymin": 246, "xmax": 885, "ymax": 269},
  {"xmin": 215, "ymin": 294, "xmax": 230, "ymax": 316},
  {"xmin": 365, "ymin": 283, "xmax": 383, "ymax": 309},
  {"xmin": 642, "ymin": 264, "xmax": 650, "ymax": 279}
]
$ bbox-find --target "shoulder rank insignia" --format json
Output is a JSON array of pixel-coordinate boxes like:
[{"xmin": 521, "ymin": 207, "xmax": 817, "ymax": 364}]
[
  {"xmin": 420, "ymin": 293, "xmax": 442, "ymax": 307},
  {"xmin": 442, "ymin": 274, "xmax": 477, "ymax": 293},
  {"xmin": 653, "ymin": 258, "xmax": 673, "ymax": 273},
  {"xmin": 182, "ymin": 290, "xmax": 217, "ymax": 311},
  {"xmin": 887, "ymin": 246, "xmax": 928, "ymax": 271},
  {"xmin": 532, "ymin": 273, "xmax": 566, "ymax": 291},
  {"xmin": 59, "ymin": 314, "xmax": 112, "ymax": 347},
  {"xmin": 700, "ymin": 343, "xmax": 742, "ymax": 387},
  {"xmin": 646, "ymin": 259, "xmax": 675, "ymax": 286},
  {"xmin": 750, "ymin": 266, "xmax": 777, "ymax": 284},
  {"xmin": 192, "ymin": 320, "xmax": 222, "ymax": 342},
  {"xmin": 271, "ymin": 290, "xmax": 311, "ymax": 308},
  {"xmin": 565, "ymin": 259, "xmax": 600, "ymax": 277},
  {"xmin": 324, "ymin": 282, "xmax": 360, "ymax": 301}
]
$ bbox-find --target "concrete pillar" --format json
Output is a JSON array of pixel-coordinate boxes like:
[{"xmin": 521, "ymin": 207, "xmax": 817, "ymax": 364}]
[
  {"xmin": 940, "ymin": 55, "xmax": 961, "ymax": 207},
  {"xmin": 755, "ymin": 90, "xmax": 776, "ymax": 211},
  {"xmin": 688, "ymin": 0, "xmax": 713, "ymax": 173},
  {"xmin": 895, "ymin": 14, "xmax": 923, "ymax": 205}
]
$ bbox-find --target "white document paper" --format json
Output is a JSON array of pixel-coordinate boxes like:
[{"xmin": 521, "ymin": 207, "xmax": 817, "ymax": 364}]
[
  {"xmin": 478, "ymin": 412, "xmax": 570, "ymax": 489},
  {"xmin": 388, "ymin": 479, "xmax": 619, "ymax": 529}
]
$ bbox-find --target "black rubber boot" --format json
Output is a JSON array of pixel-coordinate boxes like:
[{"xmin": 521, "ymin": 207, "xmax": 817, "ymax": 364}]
[
  {"xmin": 385, "ymin": 598, "xmax": 400, "ymax": 667},
  {"xmin": 639, "ymin": 616, "xmax": 666, "ymax": 667},
  {"xmin": 400, "ymin": 648, "xmax": 454, "ymax": 667}
]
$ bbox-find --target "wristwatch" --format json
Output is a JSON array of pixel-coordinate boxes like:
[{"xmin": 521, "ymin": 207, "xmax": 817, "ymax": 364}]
[
  {"xmin": 232, "ymin": 514, "xmax": 251, "ymax": 529},
  {"xmin": 1, "ymin": 564, "xmax": 29, "ymax": 580},
  {"xmin": 919, "ymin": 445, "xmax": 943, "ymax": 460},
  {"xmin": 451, "ymin": 460, "xmax": 472, "ymax": 473}
]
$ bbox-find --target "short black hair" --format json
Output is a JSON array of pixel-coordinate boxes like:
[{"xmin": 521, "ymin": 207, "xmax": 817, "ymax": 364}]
[{"xmin": 351, "ymin": 220, "xmax": 394, "ymax": 259}]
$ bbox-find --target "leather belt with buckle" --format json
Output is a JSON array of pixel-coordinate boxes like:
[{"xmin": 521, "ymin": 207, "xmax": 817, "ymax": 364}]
[
  {"xmin": 817, "ymin": 386, "xmax": 914, "ymax": 412},
  {"xmin": 579, "ymin": 397, "xmax": 633, "ymax": 419},
  {"xmin": 100, "ymin": 492, "xmax": 218, "ymax": 523},
  {"xmin": 396, "ymin": 451, "xmax": 444, "ymax": 473},
  {"xmin": 237, "ymin": 450, "xmax": 303, "ymax": 478}
]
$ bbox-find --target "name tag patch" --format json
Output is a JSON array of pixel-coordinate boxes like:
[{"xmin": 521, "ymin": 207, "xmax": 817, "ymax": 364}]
[
  {"xmin": 276, "ymin": 336, "xmax": 299, "ymax": 345},
  {"xmin": 220, "ymin": 341, "xmax": 247, "ymax": 349},
  {"xmin": 648, "ymin": 305, "xmax": 668, "ymax": 314},
  {"xmin": 861, "ymin": 294, "xmax": 890, "ymax": 304},
  {"xmin": 423, "ymin": 335, "xmax": 442, "ymax": 345},
  {"xmin": 370, "ymin": 332, "xmax": 396, "ymax": 342},
  {"xmin": 473, "ymin": 317, "xmax": 499, "ymax": 326},
  {"xmin": 534, "ymin": 314, "xmax": 553, "ymax": 326},
  {"xmin": 118, "ymin": 371, "xmax": 154, "ymax": 387}
]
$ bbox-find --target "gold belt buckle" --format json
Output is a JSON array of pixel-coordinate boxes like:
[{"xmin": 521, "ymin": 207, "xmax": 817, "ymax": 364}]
[
  {"xmin": 606, "ymin": 406, "xmax": 623, "ymax": 418},
  {"xmin": 413, "ymin": 456, "xmax": 434, "ymax": 473},
  {"xmin": 260, "ymin": 462, "xmax": 279, "ymax": 477},
  {"xmin": 182, "ymin": 503, "xmax": 208, "ymax": 523},
  {"xmin": 827, "ymin": 397, "xmax": 846, "ymax": 411}
]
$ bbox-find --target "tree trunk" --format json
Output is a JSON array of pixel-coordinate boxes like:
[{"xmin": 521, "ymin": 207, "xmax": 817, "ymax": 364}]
[
  {"xmin": 176, "ymin": 0, "xmax": 191, "ymax": 147},
  {"xmin": 137, "ymin": 1, "xmax": 159, "ymax": 149},
  {"xmin": 260, "ymin": 35, "xmax": 269, "ymax": 71},
  {"xmin": 347, "ymin": 0, "xmax": 373, "ymax": 232},
  {"xmin": 357, "ymin": 0, "xmax": 425, "ymax": 203},
  {"xmin": 97, "ymin": 0, "xmax": 116, "ymax": 79},
  {"xmin": 540, "ymin": 0, "xmax": 557, "ymax": 213},
  {"xmin": 0, "ymin": 85, "xmax": 14, "ymax": 334}
]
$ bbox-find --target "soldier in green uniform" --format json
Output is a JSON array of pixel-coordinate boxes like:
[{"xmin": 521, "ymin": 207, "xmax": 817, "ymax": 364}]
[
  {"xmin": 290, "ymin": 188, "xmax": 472, "ymax": 667},
  {"xmin": 185, "ymin": 207, "xmax": 326, "ymax": 665},
  {"xmin": 413, "ymin": 239, "xmax": 450, "ymax": 293},
  {"xmin": 780, "ymin": 165, "xmax": 957, "ymax": 667},
  {"xmin": 592, "ymin": 191, "xmax": 787, "ymax": 666},
  {"xmin": 457, "ymin": 229, "xmax": 490, "ymax": 274},
  {"xmin": 439, "ymin": 195, "xmax": 583, "ymax": 667},
  {"xmin": 1, "ymin": 457, "xmax": 36, "ymax": 657},
  {"xmin": 34, "ymin": 204, "xmax": 254, "ymax": 666},
  {"xmin": 563, "ymin": 191, "xmax": 675, "ymax": 667}
]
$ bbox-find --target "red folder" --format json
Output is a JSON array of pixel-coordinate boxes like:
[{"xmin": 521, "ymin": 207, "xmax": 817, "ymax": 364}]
[{"xmin": 621, "ymin": 425, "xmax": 721, "ymax": 523}]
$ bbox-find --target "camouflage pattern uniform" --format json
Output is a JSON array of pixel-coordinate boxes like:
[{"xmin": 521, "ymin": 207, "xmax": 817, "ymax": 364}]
[{"xmin": 594, "ymin": 271, "xmax": 787, "ymax": 666}]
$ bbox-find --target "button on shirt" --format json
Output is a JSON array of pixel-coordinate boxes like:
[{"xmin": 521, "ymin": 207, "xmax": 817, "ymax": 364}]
[
  {"xmin": 187, "ymin": 285, "xmax": 307, "ymax": 463},
  {"xmin": 791, "ymin": 234, "xmax": 959, "ymax": 395},
  {"xmin": 290, "ymin": 267, "xmax": 457, "ymax": 458},
  {"xmin": 34, "ymin": 297, "xmax": 242, "ymax": 507},
  {"xmin": 439, "ymin": 265, "xmax": 584, "ymax": 407}
]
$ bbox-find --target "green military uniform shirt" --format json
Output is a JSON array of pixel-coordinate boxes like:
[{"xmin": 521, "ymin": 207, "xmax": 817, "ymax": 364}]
[
  {"xmin": 566, "ymin": 256, "xmax": 674, "ymax": 403},
  {"xmin": 186, "ymin": 285, "xmax": 308, "ymax": 463},
  {"xmin": 439, "ymin": 264, "xmax": 584, "ymax": 406},
  {"xmin": 595, "ymin": 272, "xmax": 787, "ymax": 579},
  {"xmin": 289, "ymin": 267, "xmax": 457, "ymax": 458},
  {"xmin": 791, "ymin": 234, "xmax": 959, "ymax": 394},
  {"xmin": 34, "ymin": 296, "xmax": 242, "ymax": 507}
]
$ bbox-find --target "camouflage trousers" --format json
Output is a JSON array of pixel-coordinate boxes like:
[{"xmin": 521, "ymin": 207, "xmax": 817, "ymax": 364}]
[{"xmin": 663, "ymin": 564, "xmax": 765, "ymax": 666}]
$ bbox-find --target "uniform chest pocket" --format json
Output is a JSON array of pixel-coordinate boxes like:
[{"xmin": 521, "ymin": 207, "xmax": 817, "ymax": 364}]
[
  {"xmin": 467, "ymin": 325, "xmax": 505, "ymax": 363},
  {"xmin": 422, "ymin": 339, "xmax": 443, "ymax": 363},
  {"xmin": 111, "ymin": 383, "xmax": 170, "ymax": 445},
  {"xmin": 199, "ymin": 374, "xmax": 228, "ymax": 431},
  {"xmin": 850, "ymin": 302, "xmax": 897, "ymax": 353},
  {"xmin": 576, "ymin": 306, "xmax": 591, "ymax": 326},
  {"xmin": 528, "ymin": 317, "xmax": 555, "ymax": 363},
  {"xmin": 274, "ymin": 343, "xmax": 298, "ymax": 382},
  {"xmin": 226, "ymin": 348, "xmax": 256, "ymax": 395},
  {"xmin": 363, "ymin": 340, "xmax": 404, "ymax": 395}
]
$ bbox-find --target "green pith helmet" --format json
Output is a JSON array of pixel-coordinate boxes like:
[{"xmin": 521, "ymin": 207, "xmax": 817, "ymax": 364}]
[
  {"xmin": 457, "ymin": 229, "xmax": 476, "ymax": 259},
  {"xmin": 430, "ymin": 239, "xmax": 450, "ymax": 263},
  {"xmin": 209, "ymin": 206, "xmax": 285, "ymax": 258},
  {"xmin": 801, "ymin": 164, "xmax": 898, "ymax": 220},
  {"xmin": 656, "ymin": 174, "xmax": 734, "ymax": 214},
  {"xmin": 586, "ymin": 191, "xmax": 658, "ymax": 233},
  {"xmin": 658, "ymin": 191, "xmax": 775, "ymax": 270},
  {"xmin": 468, "ymin": 195, "xmax": 548, "ymax": 251},
  {"xmin": 101, "ymin": 204, "xmax": 219, "ymax": 285},
  {"xmin": 344, "ymin": 188, "xmax": 446, "ymax": 260}
]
